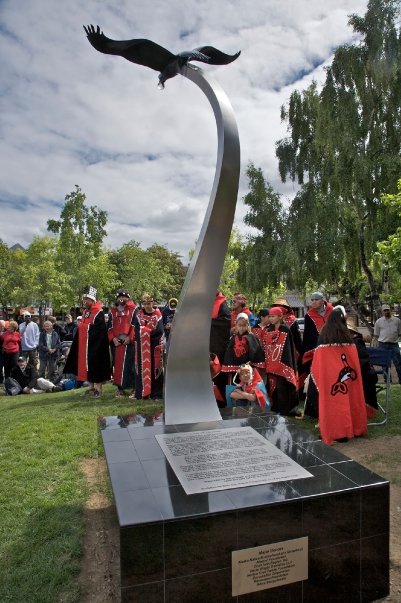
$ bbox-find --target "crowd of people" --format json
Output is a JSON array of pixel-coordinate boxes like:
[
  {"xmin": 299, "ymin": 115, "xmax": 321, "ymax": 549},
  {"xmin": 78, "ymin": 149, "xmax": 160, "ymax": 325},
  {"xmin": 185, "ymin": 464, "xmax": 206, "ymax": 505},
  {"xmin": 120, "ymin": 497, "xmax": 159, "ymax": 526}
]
[
  {"xmin": 1, "ymin": 286, "xmax": 397, "ymax": 445},
  {"xmin": 211, "ymin": 290, "xmax": 396, "ymax": 445}
]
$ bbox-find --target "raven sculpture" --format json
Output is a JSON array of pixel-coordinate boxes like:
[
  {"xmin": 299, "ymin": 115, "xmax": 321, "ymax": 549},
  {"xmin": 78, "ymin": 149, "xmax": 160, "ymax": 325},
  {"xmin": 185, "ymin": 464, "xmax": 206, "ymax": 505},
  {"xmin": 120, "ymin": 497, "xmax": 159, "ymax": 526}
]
[{"xmin": 83, "ymin": 25, "xmax": 241, "ymax": 88}]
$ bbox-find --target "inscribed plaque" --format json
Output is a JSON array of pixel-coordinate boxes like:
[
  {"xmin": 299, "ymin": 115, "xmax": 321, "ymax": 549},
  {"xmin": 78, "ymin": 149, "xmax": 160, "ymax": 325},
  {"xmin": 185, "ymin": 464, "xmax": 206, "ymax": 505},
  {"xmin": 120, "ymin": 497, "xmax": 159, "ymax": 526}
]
[
  {"xmin": 155, "ymin": 427, "xmax": 312, "ymax": 495},
  {"xmin": 232, "ymin": 537, "xmax": 308, "ymax": 596}
]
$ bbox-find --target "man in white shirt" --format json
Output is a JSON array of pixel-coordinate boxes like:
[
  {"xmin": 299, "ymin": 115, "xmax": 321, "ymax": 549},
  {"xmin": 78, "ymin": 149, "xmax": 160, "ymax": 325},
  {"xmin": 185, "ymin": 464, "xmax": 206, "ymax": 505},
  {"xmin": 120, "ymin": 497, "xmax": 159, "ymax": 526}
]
[
  {"xmin": 373, "ymin": 304, "xmax": 401, "ymax": 383},
  {"xmin": 19, "ymin": 311, "xmax": 40, "ymax": 368}
]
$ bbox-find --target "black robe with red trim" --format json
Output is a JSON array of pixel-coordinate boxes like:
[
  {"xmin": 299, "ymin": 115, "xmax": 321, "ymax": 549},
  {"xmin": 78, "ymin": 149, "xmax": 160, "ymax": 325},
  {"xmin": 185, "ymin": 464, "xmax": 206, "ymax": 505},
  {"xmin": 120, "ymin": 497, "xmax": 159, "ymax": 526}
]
[
  {"xmin": 311, "ymin": 343, "xmax": 368, "ymax": 445},
  {"xmin": 133, "ymin": 308, "xmax": 164, "ymax": 399},
  {"xmin": 108, "ymin": 300, "xmax": 137, "ymax": 389},
  {"xmin": 263, "ymin": 325, "xmax": 298, "ymax": 415},
  {"xmin": 210, "ymin": 292, "xmax": 231, "ymax": 404},
  {"xmin": 210, "ymin": 292, "xmax": 231, "ymax": 362},
  {"xmin": 64, "ymin": 301, "xmax": 111, "ymax": 383},
  {"xmin": 303, "ymin": 303, "xmax": 334, "ymax": 357},
  {"xmin": 222, "ymin": 332, "xmax": 265, "ymax": 373}
]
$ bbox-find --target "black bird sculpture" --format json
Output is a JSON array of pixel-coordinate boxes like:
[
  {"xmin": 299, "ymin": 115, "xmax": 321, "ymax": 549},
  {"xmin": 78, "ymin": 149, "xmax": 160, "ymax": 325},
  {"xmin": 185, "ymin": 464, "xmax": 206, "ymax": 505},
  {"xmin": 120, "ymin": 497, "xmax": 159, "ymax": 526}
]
[{"xmin": 83, "ymin": 25, "xmax": 241, "ymax": 88}]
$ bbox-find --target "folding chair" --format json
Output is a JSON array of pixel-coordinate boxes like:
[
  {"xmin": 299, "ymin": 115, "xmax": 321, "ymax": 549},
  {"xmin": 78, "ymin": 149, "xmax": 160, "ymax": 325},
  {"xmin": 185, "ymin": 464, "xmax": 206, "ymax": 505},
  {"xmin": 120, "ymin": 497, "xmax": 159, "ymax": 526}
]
[{"xmin": 366, "ymin": 347, "xmax": 393, "ymax": 426}]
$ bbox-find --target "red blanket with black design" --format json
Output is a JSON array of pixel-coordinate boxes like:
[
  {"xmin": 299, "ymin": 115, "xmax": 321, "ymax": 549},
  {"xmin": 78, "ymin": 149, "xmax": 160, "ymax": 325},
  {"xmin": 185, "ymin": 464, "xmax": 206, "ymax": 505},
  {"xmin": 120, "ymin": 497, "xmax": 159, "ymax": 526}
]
[{"xmin": 311, "ymin": 343, "xmax": 368, "ymax": 445}]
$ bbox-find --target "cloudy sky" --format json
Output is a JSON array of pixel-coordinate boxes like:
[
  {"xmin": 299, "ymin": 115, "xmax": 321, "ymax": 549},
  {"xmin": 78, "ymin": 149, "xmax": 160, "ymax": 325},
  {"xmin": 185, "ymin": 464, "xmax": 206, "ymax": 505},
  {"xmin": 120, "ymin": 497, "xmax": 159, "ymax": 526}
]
[{"xmin": 0, "ymin": 0, "xmax": 368, "ymax": 260}]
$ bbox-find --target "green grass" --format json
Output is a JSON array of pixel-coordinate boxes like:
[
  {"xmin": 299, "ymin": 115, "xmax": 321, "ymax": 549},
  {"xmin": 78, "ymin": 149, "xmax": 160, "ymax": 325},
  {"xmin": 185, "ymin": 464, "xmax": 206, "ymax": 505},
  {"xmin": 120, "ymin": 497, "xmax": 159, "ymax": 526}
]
[
  {"xmin": 0, "ymin": 385, "xmax": 162, "ymax": 603},
  {"xmin": 0, "ymin": 383, "xmax": 400, "ymax": 602}
]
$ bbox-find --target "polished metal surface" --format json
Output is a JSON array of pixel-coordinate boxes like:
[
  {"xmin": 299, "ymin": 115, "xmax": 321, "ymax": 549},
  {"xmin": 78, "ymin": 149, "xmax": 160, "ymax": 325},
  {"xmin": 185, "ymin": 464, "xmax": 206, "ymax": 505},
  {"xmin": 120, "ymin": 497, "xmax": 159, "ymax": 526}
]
[{"xmin": 164, "ymin": 64, "xmax": 240, "ymax": 424}]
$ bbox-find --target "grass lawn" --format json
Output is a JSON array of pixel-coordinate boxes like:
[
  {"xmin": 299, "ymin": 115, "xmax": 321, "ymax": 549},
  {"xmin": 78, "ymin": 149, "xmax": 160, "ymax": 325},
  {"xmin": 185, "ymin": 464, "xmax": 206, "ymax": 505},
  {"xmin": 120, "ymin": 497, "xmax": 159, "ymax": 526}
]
[
  {"xmin": 0, "ymin": 383, "xmax": 399, "ymax": 602},
  {"xmin": 0, "ymin": 385, "xmax": 162, "ymax": 603}
]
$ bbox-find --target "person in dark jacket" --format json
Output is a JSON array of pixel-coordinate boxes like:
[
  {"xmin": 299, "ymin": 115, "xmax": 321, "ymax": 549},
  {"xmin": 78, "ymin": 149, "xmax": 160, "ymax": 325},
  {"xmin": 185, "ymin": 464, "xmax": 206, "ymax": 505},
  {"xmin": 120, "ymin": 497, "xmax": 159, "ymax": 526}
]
[
  {"xmin": 38, "ymin": 320, "xmax": 61, "ymax": 382},
  {"xmin": 63, "ymin": 314, "xmax": 77, "ymax": 342},
  {"xmin": 5, "ymin": 355, "xmax": 38, "ymax": 395}
]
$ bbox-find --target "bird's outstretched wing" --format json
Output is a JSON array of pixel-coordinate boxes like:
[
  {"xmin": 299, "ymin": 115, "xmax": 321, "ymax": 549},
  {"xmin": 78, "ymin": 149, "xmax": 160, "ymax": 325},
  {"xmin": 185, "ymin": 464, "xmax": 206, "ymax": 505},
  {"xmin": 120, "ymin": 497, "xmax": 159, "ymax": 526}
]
[
  {"xmin": 194, "ymin": 46, "xmax": 241, "ymax": 65},
  {"xmin": 83, "ymin": 25, "xmax": 175, "ymax": 72}
]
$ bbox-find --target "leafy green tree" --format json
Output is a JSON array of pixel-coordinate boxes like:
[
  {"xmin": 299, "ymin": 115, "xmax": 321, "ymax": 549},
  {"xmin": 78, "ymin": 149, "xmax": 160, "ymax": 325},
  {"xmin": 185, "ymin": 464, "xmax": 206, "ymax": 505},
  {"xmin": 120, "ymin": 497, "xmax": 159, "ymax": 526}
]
[
  {"xmin": 239, "ymin": 163, "xmax": 287, "ymax": 294},
  {"xmin": 377, "ymin": 179, "xmax": 401, "ymax": 270},
  {"xmin": 8, "ymin": 247, "xmax": 30, "ymax": 310},
  {"xmin": 147, "ymin": 244, "xmax": 186, "ymax": 299},
  {"xmin": 219, "ymin": 228, "xmax": 243, "ymax": 299},
  {"xmin": 110, "ymin": 241, "xmax": 172, "ymax": 302},
  {"xmin": 276, "ymin": 0, "xmax": 401, "ymax": 317},
  {"xmin": 47, "ymin": 185, "xmax": 108, "ymax": 306},
  {"xmin": 0, "ymin": 240, "xmax": 13, "ymax": 314},
  {"xmin": 24, "ymin": 237, "xmax": 67, "ymax": 320}
]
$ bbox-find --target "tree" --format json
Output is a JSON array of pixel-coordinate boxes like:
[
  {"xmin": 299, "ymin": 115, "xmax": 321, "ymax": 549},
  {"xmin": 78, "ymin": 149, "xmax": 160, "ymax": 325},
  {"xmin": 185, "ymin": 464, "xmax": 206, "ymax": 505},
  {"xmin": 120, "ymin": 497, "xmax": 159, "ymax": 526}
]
[
  {"xmin": 47, "ymin": 185, "xmax": 108, "ymax": 306},
  {"xmin": 110, "ymin": 241, "xmax": 172, "ymax": 301},
  {"xmin": 239, "ymin": 163, "xmax": 287, "ymax": 293},
  {"xmin": 0, "ymin": 240, "xmax": 13, "ymax": 314},
  {"xmin": 147, "ymin": 244, "xmax": 186, "ymax": 299},
  {"xmin": 218, "ymin": 228, "xmax": 243, "ymax": 299},
  {"xmin": 276, "ymin": 0, "xmax": 401, "ymax": 318},
  {"xmin": 24, "ymin": 236, "xmax": 67, "ymax": 321}
]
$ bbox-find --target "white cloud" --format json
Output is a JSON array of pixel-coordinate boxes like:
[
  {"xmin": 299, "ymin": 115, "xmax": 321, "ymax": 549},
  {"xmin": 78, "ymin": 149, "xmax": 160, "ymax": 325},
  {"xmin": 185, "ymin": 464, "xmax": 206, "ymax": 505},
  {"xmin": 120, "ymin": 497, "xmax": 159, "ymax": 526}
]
[{"xmin": 0, "ymin": 0, "xmax": 368, "ymax": 260}]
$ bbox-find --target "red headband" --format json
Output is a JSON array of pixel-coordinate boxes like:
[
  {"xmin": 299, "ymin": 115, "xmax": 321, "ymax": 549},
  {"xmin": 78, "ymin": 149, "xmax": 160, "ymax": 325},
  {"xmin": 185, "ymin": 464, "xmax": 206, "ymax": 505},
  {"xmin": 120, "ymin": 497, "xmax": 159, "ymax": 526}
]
[{"xmin": 269, "ymin": 307, "xmax": 283, "ymax": 316}]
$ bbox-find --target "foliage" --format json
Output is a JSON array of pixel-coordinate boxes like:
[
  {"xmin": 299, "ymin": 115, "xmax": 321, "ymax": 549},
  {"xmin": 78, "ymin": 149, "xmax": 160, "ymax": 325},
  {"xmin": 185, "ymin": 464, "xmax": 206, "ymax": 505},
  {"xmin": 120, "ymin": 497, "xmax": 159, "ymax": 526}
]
[
  {"xmin": 47, "ymin": 185, "xmax": 110, "ymax": 307},
  {"xmin": 147, "ymin": 244, "xmax": 186, "ymax": 299},
  {"xmin": 0, "ymin": 185, "xmax": 187, "ymax": 313},
  {"xmin": 276, "ymin": 0, "xmax": 401, "ymax": 316},
  {"xmin": 110, "ymin": 240, "xmax": 186, "ymax": 302},
  {"xmin": 219, "ymin": 228, "xmax": 243, "ymax": 299},
  {"xmin": 241, "ymin": 163, "xmax": 287, "ymax": 291},
  {"xmin": 0, "ymin": 240, "xmax": 13, "ymax": 311},
  {"xmin": 377, "ymin": 179, "xmax": 401, "ymax": 269}
]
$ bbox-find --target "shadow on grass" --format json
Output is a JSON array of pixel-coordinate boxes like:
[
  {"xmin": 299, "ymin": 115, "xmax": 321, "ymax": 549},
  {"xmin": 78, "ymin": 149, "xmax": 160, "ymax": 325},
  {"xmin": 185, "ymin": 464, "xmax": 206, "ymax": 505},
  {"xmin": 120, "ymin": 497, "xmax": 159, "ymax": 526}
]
[{"xmin": 0, "ymin": 503, "xmax": 84, "ymax": 603}]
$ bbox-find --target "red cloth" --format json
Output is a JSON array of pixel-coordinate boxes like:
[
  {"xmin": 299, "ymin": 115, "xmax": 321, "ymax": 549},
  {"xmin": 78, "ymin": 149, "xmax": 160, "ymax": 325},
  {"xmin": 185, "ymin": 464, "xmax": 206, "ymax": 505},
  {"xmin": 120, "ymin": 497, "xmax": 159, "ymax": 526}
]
[
  {"xmin": 311, "ymin": 344, "xmax": 368, "ymax": 445},
  {"xmin": 306, "ymin": 303, "xmax": 334, "ymax": 334},
  {"xmin": 1, "ymin": 330, "xmax": 21, "ymax": 353},
  {"xmin": 77, "ymin": 301, "xmax": 103, "ymax": 382},
  {"xmin": 108, "ymin": 300, "xmax": 136, "ymax": 386},
  {"xmin": 212, "ymin": 292, "xmax": 228, "ymax": 319},
  {"xmin": 263, "ymin": 328, "xmax": 297, "ymax": 387}
]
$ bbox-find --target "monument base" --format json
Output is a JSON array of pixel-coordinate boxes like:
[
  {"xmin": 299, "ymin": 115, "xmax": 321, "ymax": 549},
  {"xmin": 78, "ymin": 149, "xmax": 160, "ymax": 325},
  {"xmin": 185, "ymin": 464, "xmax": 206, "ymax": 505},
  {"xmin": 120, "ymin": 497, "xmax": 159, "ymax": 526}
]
[{"xmin": 100, "ymin": 408, "xmax": 389, "ymax": 602}]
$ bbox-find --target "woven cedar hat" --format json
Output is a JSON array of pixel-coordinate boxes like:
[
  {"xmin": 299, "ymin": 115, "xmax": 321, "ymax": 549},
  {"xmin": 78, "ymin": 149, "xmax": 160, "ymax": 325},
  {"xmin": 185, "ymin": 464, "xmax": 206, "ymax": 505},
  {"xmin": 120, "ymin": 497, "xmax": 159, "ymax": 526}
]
[{"xmin": 271, "ymin": 297, "xmax": 292, "ymax": 310}]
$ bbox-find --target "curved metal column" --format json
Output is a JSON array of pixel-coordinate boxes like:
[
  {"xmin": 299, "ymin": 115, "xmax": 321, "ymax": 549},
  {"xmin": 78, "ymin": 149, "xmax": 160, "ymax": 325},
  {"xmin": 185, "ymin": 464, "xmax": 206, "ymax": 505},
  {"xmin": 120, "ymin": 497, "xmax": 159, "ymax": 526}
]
[{"xmin": 164, "ymin": 65, "xmax": 240, "ymax": 424}]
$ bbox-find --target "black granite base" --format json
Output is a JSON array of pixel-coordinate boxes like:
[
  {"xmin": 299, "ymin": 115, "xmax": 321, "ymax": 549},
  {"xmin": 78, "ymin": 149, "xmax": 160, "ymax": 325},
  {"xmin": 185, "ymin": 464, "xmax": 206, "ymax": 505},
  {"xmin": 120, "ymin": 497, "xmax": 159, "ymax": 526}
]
[{"xmin": 99, "ymin": 409, "xmax": 389, "ymax": 603}]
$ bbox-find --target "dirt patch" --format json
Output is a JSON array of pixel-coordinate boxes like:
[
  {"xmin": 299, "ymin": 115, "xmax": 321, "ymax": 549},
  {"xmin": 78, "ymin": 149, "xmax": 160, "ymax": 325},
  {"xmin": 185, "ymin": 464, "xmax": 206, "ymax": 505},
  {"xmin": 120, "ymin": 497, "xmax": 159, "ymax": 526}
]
[
  {"xmin": 78, "ymin": 439, "xmax": 401, "ymax": 602},
  {"xmin": 78, "ymin": 459, "xmax": 120, "ymax": 602}
]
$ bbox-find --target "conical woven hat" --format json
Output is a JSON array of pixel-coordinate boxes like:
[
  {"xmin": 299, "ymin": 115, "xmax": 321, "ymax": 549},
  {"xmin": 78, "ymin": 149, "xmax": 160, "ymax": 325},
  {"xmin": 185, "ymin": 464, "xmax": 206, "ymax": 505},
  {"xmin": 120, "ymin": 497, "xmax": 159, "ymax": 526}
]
[{"xmin": 271, "ymin": 297, "xmax": 292, "ymax": 309}]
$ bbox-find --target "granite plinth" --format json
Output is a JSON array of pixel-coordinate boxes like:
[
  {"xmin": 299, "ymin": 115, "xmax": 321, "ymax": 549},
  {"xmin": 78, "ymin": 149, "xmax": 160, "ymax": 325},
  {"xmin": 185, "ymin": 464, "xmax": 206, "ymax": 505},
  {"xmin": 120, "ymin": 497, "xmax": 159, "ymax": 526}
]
[{"xmin": 100, "ymin": 409, "xmax": 389, "ymax": 603}]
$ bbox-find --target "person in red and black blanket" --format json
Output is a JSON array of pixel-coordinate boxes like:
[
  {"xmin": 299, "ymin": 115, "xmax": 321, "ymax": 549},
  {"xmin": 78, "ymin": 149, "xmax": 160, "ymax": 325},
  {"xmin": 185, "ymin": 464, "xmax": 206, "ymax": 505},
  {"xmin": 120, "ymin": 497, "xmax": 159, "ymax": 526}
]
[
  {"xmin": 264, "ymin": 307, "xmax": 300, "ymax": 416},
  {"xmin": 132, "ymin": 294, "xmax": 164, "ymax": 400},
  {"xmin": 108, "ymin": 289, "xmax": 137, "ymax": 398},
  {"xmin": 210, "ymin": 291, "xmax": 231, "ymax": 405},
  {"xmin": 270, "ymin": 297, "xmax": 304, "ymax": 392},
  {"xmin": 309, "ymin": 307, "xmax": 368, "ymax": 445},
  {"xmin": 64, "ymin": 286, "xmax": 111, "ymax": 397},
  {"xmin": 222, "ymin": 313, "xmax": 265, "ymax": 379}
]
